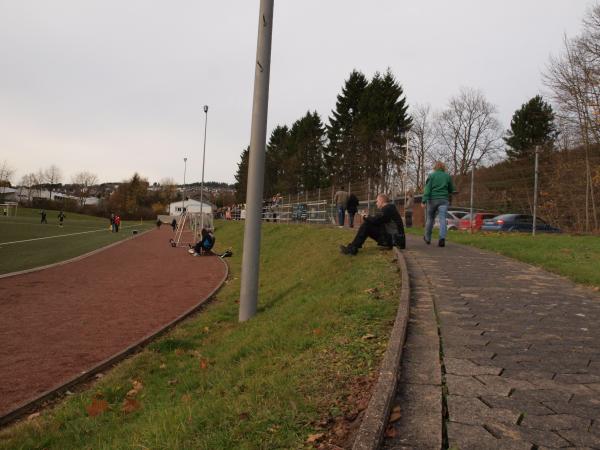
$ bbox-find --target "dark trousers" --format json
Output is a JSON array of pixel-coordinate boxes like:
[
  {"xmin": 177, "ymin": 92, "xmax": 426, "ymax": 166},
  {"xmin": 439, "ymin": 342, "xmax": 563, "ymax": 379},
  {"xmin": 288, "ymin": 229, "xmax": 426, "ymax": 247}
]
[{"xmin": 350, "ymin": 222, "xmax": 386, "ymax": 249}]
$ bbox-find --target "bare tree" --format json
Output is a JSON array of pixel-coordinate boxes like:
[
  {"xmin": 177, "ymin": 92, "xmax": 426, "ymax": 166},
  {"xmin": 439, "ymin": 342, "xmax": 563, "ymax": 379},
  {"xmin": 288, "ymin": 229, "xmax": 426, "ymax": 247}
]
[
  {"xmin": 159, "ymin": 177, "xmax": 178, "ymax": 206},
  {"xmin": 72, "ymin": 171, "xmax": 99, "ymax": 206},
  {"xmin": 544, "ymin": 4, "xmax": 600, "ymax": 231},
  {"xmin": 0, "ymin": 160, "xmax": 15, "ymax": 195},
  {"xmin": 19, "ymin": 173, "xmax": 37, "ymax": 203},
  {"xmin": 435, "ymin": 87, "xmax": 503, "ymax": 176},
  {"xmin": 408, "ymin": 104, "xmax": 437, "ymax": 191},
  {"xmin": 44, "ymin": 165, "xmax": 62, "ymax": 199}
]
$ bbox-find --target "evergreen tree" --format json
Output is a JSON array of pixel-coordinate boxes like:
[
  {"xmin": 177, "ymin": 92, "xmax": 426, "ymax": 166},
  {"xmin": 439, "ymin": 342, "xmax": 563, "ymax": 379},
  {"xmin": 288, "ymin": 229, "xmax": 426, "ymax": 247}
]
[
  {"xmin": 288, "ymin": 111, "xmax": 327, "ymax": 191},
  {"xmin": 234, "ymin": 147, "xmax": 249, "ymax": 202},
  {"xmin": 326, "ymin": 70, "xmax": 369, "ymax": 183},
  {"xmin": 265, "ymin": 125, "xmax": 290, "ymax": 196},
  {"xmin": 357, "ymin": 69, "xmax": 412, "ymax": 188},
  {"xmin": 505, "ymin": 95, "xmax": 558, "ymax": 159}
]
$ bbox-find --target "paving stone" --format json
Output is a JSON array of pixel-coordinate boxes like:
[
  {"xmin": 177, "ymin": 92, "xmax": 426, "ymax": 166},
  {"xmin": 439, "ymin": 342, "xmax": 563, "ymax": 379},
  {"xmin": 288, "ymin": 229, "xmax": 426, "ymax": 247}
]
[
  {"xmin": 444, "ymin": 346, "xmax": 495, "ymax": 360},
  {"xmin": 400, "ymin": 359, "xmax": 441, "ymax": 386},
  {"xmin": 486, "ymin": 421, "xmax": 571, "ymax": 448},
  {"xmin": 554, "ymin": 373, "xmax": 600, "ymax": 384},
  {"xmin": 542, "ymin": 400, "xmax": 600, "ymax": 420},
  {"xmin": 480, "ymin": 395, "xmax": 555, "ymax": 416},
  {"xmin": 475, "ymin": 374, "xmax": 536, "ymax": 391},
  {"xmin": 501, "ymin": 369, "xmax": 556, "ymax": 381},
  {"xmin": 446, "ymin": 374, "xmax": 512, "ymax": 396},
  {"xmin": 445, "ymin": 357, "xmax": 502, "ymax": 376},
  {"xmin": 446, "ymin": 422, "xmax": 531, "ymax": 450},
  {"xmin": 521, "ymin": 414, "xmax": 591, "ymax": 431},
  {"xmin": 556, "ymin": 429, "xmax": 600, "ymax": 448},
  {"xmin": 447, "ymin": 395, "xmax": 519, "ymax": 425}
]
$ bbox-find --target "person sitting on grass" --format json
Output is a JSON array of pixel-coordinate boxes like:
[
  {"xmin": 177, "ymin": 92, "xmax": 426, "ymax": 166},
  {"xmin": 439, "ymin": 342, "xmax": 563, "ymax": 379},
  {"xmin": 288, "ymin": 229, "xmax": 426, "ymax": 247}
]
[
  {"xmin": 340, "ymin": 193, "xmax": 406, "ymax": 255},
  {"xmin": 188, "ymin": 228, "xmax": 216, "ymax": 256}
]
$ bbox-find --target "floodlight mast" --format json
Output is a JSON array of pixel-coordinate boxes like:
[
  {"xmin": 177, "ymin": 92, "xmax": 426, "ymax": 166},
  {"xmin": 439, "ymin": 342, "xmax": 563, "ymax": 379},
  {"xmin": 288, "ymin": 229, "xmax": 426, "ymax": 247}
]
[
  {"xmin": 239, "ymin": 0, "xmax": 275, "ymax": 322},
  {"xmin": 200, "ymin": 105, "xmax": 209, "ymax": 230},
  {"xmin": 183, "ymin": 157, "xmax": 188, "ymax": 213}
]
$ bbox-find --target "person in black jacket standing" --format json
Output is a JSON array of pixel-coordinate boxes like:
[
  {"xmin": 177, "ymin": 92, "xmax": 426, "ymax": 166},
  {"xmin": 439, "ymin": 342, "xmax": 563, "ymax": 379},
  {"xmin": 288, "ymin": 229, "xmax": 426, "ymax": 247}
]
[
  {"xmin": 340, "ymin": 194, "xmax": 406, "ymax": 255},
  {"xmin": 346, "ymin": 193, "xmax": 359, "ymax": 228}
]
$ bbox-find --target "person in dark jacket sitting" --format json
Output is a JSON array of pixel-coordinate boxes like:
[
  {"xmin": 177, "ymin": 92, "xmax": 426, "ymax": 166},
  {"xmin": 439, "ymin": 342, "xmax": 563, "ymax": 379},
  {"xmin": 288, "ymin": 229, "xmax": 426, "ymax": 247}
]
[{"xmin": 340, "ymin": 194, "xmax": 406, "ymax": 255}]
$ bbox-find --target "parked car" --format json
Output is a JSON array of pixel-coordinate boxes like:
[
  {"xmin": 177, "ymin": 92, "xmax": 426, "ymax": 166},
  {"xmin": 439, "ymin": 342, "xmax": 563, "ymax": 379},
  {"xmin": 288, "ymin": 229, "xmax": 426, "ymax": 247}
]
[
  {"xmin": 481, "ymin": 214, "xmax": 560, "ymax": 233},
  {"xmin": 458, "ymin": 212, "xmax": 498, "ymax": 231},
  {"xmin": 434, "ymin": 210, "xmax": 469, "ymax": 230}
]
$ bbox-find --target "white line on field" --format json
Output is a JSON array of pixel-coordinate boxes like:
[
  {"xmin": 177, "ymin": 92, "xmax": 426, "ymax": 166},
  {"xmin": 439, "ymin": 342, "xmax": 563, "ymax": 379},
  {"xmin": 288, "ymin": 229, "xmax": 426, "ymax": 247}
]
[{"xmin": 0, "ymin": 224, "xmax": 146, "ymax": 246}]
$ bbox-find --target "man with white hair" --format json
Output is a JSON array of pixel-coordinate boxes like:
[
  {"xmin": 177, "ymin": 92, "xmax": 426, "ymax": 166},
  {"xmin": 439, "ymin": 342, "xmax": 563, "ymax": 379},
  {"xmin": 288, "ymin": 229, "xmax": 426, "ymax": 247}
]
[{"xmin": 340, "ymin": 193, "xmax": 405, "ymax": 255}]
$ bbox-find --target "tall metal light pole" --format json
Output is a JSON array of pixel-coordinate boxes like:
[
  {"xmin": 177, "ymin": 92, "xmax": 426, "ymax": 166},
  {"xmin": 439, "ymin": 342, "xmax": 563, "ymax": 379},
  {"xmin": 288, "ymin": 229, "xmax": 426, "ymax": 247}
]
[
  {"xmin": 200, "ymin": 105, "xmax": 209, "ymax": 230},
  {"xmin": 239, "ymin": 0, "xmax": 275, "ymax": 322},
  {"xmin": 532, "ymin": 145, "xmax": 540, "ymax": 237},
  {"xmin": 183, "ymin": 157, "xmax": 188, "ymax": 213}
]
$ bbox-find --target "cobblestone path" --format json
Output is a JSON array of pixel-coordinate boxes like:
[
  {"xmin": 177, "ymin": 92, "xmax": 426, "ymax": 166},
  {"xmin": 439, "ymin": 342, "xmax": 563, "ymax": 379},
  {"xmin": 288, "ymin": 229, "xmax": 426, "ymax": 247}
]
[{"xmin": 385, "ymin": 235, "xmax": 600, "ymax": 449}]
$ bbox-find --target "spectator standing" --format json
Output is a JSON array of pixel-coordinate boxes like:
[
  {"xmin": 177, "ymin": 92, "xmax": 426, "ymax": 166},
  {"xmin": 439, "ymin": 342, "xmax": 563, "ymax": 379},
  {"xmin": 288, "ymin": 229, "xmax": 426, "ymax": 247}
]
[
  {"xmin": 346, "ymin": 192, "xmax": 359, "ymax": 228},
  {"xmin": 40, "ymin": 209, "xmax": 48, "ymax": 224},
  {"xmin": 110, "ymin": 213, "xmax": 115, "ymax": 232},
  {"xmin": 422, "ymin": 161, "xmax": 456, "ymax": 247},
  {"xmin": 334, "ymin": 186, "xmax": 349, "ymax": 227},
  {"xmin": 171, "ymin": 218, "xmax": 177, "ymax": 231},
  {"xmin": 340, "ymin": 194, "xmax": 406, "ymax": 255},
  {"xmin": 114, "ymin": 215, "xmax": 121, "ymax": 232}
]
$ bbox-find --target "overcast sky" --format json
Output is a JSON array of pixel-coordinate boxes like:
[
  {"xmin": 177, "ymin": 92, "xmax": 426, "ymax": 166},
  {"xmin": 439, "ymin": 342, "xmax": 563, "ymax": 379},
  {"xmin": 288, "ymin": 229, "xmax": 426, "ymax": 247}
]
[{"xmin": 0, "ymin": 0, "xmax": 593, "ymax": 185}]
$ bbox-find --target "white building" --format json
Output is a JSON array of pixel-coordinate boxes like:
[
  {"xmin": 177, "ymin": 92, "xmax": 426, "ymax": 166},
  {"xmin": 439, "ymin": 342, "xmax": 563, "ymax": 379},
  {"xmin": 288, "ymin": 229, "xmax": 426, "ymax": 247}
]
[{"xmin": 168, "ymin": 199, "xmax": 213, "ymax": 215}]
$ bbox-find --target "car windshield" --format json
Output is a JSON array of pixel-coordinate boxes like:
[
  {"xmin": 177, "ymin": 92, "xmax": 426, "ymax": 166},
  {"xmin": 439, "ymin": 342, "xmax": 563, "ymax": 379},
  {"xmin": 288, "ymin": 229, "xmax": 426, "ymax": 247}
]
[
  {"xmin": 450, "ymin": 211, "xmax": 468, "ymax": 218},
  {"xmin": 461, "ymin": 213, "xmax": 472, "ymax": 220}
]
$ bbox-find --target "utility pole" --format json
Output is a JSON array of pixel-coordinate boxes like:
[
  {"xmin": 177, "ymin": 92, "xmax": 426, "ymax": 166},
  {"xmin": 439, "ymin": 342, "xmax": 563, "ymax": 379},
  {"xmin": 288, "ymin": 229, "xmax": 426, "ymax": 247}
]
[
  {"xmin": 532, "ymin": 145, "xmax": 540, "ymax": 237},
  {"xmin": 239, "ymin": 0, "xmax": 275, "ymax": 322},
  {"xmin": 183, "ymin": 157, "xmax": 188, "ymax": 213},
  {"xmin": 200, "ymin": 105, "xmax": 209, "ymax": 230},
  {"xmin": 469, "ymin": 163, "xmax": 475, "ymax": 233}
]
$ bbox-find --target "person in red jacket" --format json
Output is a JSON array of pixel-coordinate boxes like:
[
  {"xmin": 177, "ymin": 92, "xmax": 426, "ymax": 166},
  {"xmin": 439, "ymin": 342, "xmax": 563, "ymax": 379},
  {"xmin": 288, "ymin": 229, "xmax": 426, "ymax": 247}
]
[{"xmin": 114, "ymin": 215, "xmax": 121, "ymax": 232}]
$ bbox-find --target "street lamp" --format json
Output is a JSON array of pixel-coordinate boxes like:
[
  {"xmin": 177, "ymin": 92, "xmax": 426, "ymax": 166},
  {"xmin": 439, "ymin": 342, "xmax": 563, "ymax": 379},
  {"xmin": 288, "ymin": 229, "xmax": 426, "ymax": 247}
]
[
  {"xmin": 200, "ymin": 105, "xmax": 209, "ymax": 230},
  {"xmin": 183, "ymin": 157, "xmax": 188, "ymax": 214}
]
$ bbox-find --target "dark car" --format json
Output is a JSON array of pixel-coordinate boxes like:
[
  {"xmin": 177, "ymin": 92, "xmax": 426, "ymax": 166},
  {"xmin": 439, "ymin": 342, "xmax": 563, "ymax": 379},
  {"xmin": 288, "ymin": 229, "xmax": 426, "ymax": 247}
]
[{"xmin": 481, "ymin": 214, "xmax": 560, "ymax": 233}]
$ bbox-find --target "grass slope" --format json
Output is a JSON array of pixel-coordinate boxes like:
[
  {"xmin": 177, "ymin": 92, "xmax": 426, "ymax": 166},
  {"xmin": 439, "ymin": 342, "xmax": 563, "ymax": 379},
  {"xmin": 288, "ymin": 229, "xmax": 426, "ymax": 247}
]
[
  {"xmin": 0, "ymin": 221, "xmax": 400, "ymax": 449},
  {"xmin": 408, "ymin": 227, "xmax": 600, "ymax": 288},
  {"xmin": 0, "ymin": 208, "xmax": 152, "ymax": 274}
]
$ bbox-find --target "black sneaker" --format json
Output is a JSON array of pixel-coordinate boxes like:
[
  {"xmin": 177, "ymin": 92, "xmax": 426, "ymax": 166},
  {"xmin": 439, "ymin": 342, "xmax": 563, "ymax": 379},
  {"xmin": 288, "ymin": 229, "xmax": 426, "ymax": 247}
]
[
  {"xmin": 423, "ymin": 236, "xmax": 431, "ymax": 245},
  {"xmin": 438, "ymin": 238, "xmax": 445, "ymax": 247},
  {"xmin": 339, "ymin": 244, "xmax": 358, "ymax": 255}
]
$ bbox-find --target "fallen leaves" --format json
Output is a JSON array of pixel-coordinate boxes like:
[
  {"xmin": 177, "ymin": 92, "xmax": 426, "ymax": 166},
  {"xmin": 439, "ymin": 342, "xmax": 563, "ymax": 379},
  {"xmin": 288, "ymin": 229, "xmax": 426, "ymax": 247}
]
[
  {"xmin": 389, "ymin": 406, "xmax": 402, "ymax": 423},
  {"xmin": 126, "ymin": 380, "xmax": 143, "ymax": 398},
  {"xmin": 361, "ymin": 334, "xmax": 376, "ymax": 340},
  {"xmin": 199, "ymin": 359, "xmax": 209, "ymax": 370},
  {"xmin": 86, "ymin": 398, "xmax": 109, "ymax": 417},
  {"xmin": 306, "ymin": 433, "xmax": 324, "ymax": 444},
  {"xmin": 121, "ymin": 398, "xmax": 140, "ymax": 414}
]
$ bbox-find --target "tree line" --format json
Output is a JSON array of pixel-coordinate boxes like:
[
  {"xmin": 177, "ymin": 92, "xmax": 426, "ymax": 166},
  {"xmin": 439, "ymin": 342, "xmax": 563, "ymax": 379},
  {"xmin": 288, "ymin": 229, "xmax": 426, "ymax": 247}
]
[{"xmin": 234, "ymin": 69, "xmax": 412, "ymax": 202}]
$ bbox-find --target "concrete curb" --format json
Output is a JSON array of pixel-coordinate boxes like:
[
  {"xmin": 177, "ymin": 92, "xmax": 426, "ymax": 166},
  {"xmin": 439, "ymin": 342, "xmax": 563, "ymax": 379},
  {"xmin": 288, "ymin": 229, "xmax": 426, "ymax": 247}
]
[
  {"xmin": 0, "ymin": 226, "xmax": 154, "ymax": 280},
  {"xmin": 352, "ymin": 247, "xmax": 411, "ymax": 450},
  {"xmin": 0, "ymin": 257, "xmax": 229, "ymax": 427}
]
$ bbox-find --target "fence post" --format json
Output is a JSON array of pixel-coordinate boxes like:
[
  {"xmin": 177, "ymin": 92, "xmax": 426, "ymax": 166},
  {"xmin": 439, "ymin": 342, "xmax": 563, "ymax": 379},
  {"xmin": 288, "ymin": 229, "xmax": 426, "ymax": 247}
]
[
  {"xmin": 367, "ymin": 178, "xmax": 371, "ymax": 215},
  {"xmin": 532, "ymin": 145, "xmax": 539, "ymax": 237}
]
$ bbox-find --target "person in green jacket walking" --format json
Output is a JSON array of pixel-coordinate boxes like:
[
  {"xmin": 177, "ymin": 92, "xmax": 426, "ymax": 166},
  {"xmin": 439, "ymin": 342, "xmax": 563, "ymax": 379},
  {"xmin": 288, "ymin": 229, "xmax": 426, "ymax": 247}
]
[{"xmin": 422, "ymin": 161, "xmax": 456, "ymax": 247}]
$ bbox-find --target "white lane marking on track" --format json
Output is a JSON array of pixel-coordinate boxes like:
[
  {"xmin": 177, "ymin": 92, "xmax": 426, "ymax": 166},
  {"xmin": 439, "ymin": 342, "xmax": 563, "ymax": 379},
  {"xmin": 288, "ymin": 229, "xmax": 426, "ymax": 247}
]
[{"xmin": 0, "ymin": 224, "xmax": 144, "ymax": 246}]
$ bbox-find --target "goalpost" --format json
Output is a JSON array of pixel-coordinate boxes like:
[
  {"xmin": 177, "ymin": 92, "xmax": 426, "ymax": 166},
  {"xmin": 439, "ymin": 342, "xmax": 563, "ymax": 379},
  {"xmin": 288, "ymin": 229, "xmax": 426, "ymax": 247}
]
[{"xmin": 0, "ymin": 202, "xmax": 18, "ymax": 217}]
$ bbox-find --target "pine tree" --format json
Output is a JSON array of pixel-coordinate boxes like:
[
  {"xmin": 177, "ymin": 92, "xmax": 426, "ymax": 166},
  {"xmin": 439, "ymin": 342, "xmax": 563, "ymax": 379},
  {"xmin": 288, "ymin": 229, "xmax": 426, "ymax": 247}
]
[
  {"xmin": 357, "ymin": 69, "xmax": 412, "ymax": 189},
  {"xmin": 288, "ymin": 111, "xmax": 326, "ymax": 191},
  {"xmin": 326, "ymin": 70, "xmax": 369, "ymax": 183},
  {"xmin": 234, "ymin": 147, "xmax": 249, "ymax": 202},
  {"xmin": 265, "ymin": 125, "xmax": 290, "ymax": 196},
  {"xmin": 505, "ymin": 95, "xmax": 558, "ymax": 159}
]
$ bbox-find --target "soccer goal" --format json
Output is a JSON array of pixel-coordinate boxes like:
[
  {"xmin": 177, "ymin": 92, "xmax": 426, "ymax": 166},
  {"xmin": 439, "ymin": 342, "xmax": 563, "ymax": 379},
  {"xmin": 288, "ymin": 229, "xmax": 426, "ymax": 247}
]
[{"xmin": 0, "ymin": 202, "xmax": 18, "ymax": 217}]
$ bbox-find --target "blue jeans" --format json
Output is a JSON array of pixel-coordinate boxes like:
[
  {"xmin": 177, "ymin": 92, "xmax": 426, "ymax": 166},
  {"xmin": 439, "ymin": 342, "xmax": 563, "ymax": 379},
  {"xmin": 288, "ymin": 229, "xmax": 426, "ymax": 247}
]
[
  {"xmin": 425, "ymin": 199, "xmax": 449, "ymax": 241},
  {"xmin": 337, "ymin": 206, "xmax": 346, "ymax": 226}
]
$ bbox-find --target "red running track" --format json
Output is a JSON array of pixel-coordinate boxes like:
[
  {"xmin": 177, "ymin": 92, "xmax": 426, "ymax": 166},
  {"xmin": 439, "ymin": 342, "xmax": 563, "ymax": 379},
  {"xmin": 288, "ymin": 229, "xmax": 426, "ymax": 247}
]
[{"xmin": 0, "ymin": 227, "xmax": 227, "ymax": 418}]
